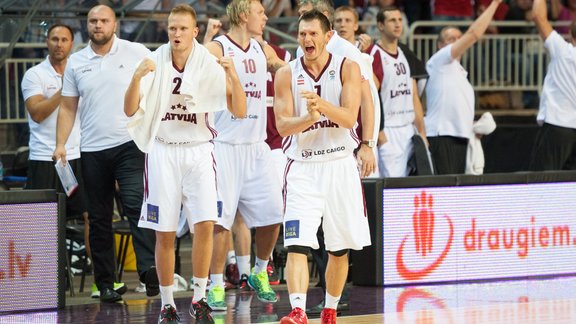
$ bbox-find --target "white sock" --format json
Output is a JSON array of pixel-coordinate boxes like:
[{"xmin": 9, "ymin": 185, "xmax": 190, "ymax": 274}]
[
  {"xmin": 210, "ymin": 274, "xmax": 224, "ymax": 288},
  {"xmin": 192, "ymin": 277, "xmax": 208, "ymax": 302},
  {"xmin": 159, "ymin": 285, "xmax": 175, "ymax": 309},
  {"xmin": 324, "ymin": 293, "xmax": 340, "ymax": 310},
  {"xmin": 236, "ymin": 255, "xmax": 251, "ymax": 277},
  {"xmin": 226, "ymin": 250, "xmax": 237, "ymax": 265},
  {"xmin": 253, "ymin": 257, "xmax": 269, "ymax": 275},
  {"xmin": 289, "ymin": 293, "xmax": 307, "ymax": 310}
]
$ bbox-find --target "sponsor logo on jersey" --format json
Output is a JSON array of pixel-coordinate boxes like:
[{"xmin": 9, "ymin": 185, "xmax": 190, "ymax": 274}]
[
  {"xmin": 329, "ymin": 70, "xmax": 336, "ymax": 80},
  {"xmin": 227, "ymin": 47, "xmax": 235, "ymax": 57},
  {"xmin": 285, "ymin": 220, "xmax": 300, "ymax": 239},
  {"xmin": 302, "ymin": 149, "xmax": 313, "ymax": 159},
  {"xmin": 147, "ymin": 204, "xmax": 159, "ymax": 224}
]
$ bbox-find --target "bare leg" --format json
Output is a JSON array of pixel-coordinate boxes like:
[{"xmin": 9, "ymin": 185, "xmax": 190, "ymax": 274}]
[
  {"xmin": 285, "ymin": 252, "xmax": 309, "ymax": 294},
  {"xmin": 193, "ymin": 221, "xmax": 214, "ymax": 278},
  {"xmin": 255, "ymin": 223, "xmax": 280, "ymax": 260},
  {"xmin": 210, "ymin": 225, "xmax": 229, "ymax": 276},
  {"xmin": 325, "ymin": 253, "xmax": 348, "ymax": 297},
  {"xmin": 155, "ymin": 231, "xmax": 176, "ymax": 286}
]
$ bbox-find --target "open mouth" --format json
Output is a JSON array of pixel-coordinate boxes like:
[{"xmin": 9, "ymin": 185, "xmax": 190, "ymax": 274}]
[{"xmin": 305, "ymin": 46, "xmax": 314, "ymax": 54}]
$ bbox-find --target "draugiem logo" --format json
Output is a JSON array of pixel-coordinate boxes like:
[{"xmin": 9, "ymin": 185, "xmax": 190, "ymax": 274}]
[{"xmin": 396, "ymin": 191, "xmax": 454, "ymax": 280}]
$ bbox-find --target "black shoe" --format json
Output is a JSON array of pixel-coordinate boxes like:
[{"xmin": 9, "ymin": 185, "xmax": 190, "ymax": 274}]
[
  {"xmin": 189, "ymin": 298, "xmax": 214, "ymax": 324},
  {"xmin": 100, "ymin": 287, "xmax": 122, "ymax": 303},
  {"xmin": 158, "ymin": 304, "xmax": 180, "ymax": 323},
  {"xmin": 146, "ymin": 266, "xmax": 160, "ymax": 297}
]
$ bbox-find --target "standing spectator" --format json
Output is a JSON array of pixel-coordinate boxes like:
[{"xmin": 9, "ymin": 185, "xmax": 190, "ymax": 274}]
[
  {"xmin": 203, "ymin": 0, "xmax": 286, "ymax": 311},
  {"xmin": 21, "ymin": 23, "xmax": 91, "ymax": 271},
  {"xmin": 368, "ymin": 6, "xmax": 427, "ymax": 177},
  {"xmin": 276, "ymin": 10, "xmax": 370, "ymax": 324},
  {"xmin": 53, "ymin": 5, "xmax": 158, "ymax": 303},
  {"xmin": 425, "ymin": 0, "xmax": 502, "ymax": 175},
  {"xmin": 528, "ymin": 0, "xmax": 576, "ymax": 171},
  {"xmin": 550, "ymin": 0, "xmax": 576, "ymax": 35},
  {"xmin": 124, "ymin": 5, "xmax": 246, "ymax": 322}
]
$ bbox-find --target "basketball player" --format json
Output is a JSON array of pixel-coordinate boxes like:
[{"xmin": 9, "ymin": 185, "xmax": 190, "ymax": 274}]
[
  {"xmin": 203, "ymin": 0, "xmax": 286, "ymax": 311},
  {"xmin": 529, "ymin": 0, "xmax": 576, "ymax": 171},
  {"xmin": 369, "ymin": 6, "xmax": 427, "ymax": 177},
  {"xmin": 333, "ymin": 5, "xmax": 372, "ymax": 52},
  {"xmin": 425, "ymin": 0, "xmax": 502, "ymax": 174},
  {"xmin": 275, "ymin": 10, "xmax": 371, "ymax": 324},
  {"xmin": 124, "ymin": 4, "xmax": 246, "ymax": 323},
  {"xmin": 297, "ymin": 0, "xmax": 378, "ymax": 178}
]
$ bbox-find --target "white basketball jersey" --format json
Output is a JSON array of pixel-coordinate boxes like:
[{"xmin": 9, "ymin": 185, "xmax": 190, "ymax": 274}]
[
  {"xmin": 283, "ymin": 54, "xmax": 360, "ymax": 162},
  {"xmin": 370, "ymin": 44, "xmax": 415, "ymax": 127},
  {"xmin": 213, "ymin": 36, "xmax": 267, "ymax": 144},
  {"xmin": 155, "ymin": 65, "xmax": 217, "ymax": 143}
]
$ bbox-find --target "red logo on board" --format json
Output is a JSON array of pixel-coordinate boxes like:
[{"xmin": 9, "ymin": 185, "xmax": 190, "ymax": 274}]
[{"xmin": 396, "ymin": 191, "xmax": 454, "ymax": 280}]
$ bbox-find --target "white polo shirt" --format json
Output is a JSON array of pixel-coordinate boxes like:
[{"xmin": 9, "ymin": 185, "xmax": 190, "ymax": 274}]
[
  {"xmin": 62, "ymin": 35, "xmax": 150, "ymax": 152},
  {"xmin": 537, "ymin": 31, "xmax": 576, "ymax": 129},
  {"xmin": 22, "ymin": 57, "xmax": 81, "ymax": 161},
  {"xmin": 425, "ymin": 44, "xmax": 474, "ymax": 138}
]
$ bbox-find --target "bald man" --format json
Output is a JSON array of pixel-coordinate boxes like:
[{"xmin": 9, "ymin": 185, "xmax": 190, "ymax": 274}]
[{"xmin": 53, "ymin": 5, "xmax": 158, "ymax": 303}]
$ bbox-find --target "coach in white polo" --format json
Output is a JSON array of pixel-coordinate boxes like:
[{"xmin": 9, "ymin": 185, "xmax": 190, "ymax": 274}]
[
  {"xmin": 53, "ymin": 5, "xmax": 158, "ymax": 303},
  {"xmin": 21, "ymin": 23, "xmax": 88, "ymax": 225},
  {"xmin": 529, "ymin": 0, "xmax": 576, "ymax": 171},
  {"xmin": 425, "ymin": 0, "xmax": 502, "ymax": 175}
]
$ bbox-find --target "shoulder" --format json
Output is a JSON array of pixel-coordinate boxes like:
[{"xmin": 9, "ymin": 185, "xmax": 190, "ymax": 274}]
[{"xmin": 205, "ymin": 41, "xmax": 224, "ymax": 58}]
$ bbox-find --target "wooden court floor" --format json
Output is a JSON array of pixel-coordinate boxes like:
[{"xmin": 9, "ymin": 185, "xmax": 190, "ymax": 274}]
[{"xmin": 2, "ymin": 276, "xmax": 576, "ymax": 323}]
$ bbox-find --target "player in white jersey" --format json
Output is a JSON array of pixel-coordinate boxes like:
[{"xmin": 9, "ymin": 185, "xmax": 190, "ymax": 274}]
[
  {"xmin": 276, "ymin": 10, "xmax": 370, "ymax": 324},
  {"xmin": 53, "ymin": 4, "xmax": 158, "ymax": 304},
  {"xmin": 425, "ymin": 0, "xmax": 501, "ymax": 174},
  {"xmin": 369, "ymin": 6, "xmax": 427, "ymax": 177},
  {"xmin": 21, "ymin": 23, "xmax": 90, "ymax": 265},
  {"xmin": 529, "ymin": 0, "xmax": 576, "ymax": 171},
  {"xmin": 124, "ymin": 5, "xmax": 246, "ymax": 323},
  {"xmin": 296, "ymin": 0, "xmax": 379, "ymax": 178},
  {"xmin": 203, "ymin": 0, "xmax": 287, "ymax": 310}
]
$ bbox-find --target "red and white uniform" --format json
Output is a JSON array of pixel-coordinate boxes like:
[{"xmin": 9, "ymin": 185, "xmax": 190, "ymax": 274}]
[
  {"xmin": 370, "ymin": 44, "xmax": 416, "ymax": 177},
  {"xmin": 211, "ymin": 35, "xmax": 283, "ymax": 230},
  {"xmin": 283, "ymin": 54, "xmax": 370, "ymax": 251},
  {"xmin": 138, "ymin": 64, "xmax": 218, "ymax": 232}
]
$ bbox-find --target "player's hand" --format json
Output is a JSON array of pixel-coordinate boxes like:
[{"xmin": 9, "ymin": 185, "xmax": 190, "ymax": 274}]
[
  {"xmin": 219, "ymin": 57, "xmax": 239, "ymax": 80},
  {"xmin": 134, "ymin": 58, "xmax": 155, "ymax": 79},
  {"xmin": 357, "ymin": 34, "xmax": 372, "ymax": 52},
  {"xmin": 52, "ymin": 144, "xmax": 67, "ymax": 165},
  {"xmin": 205, "ymin": 19, "xmax": 222, "ymax": 41},
  {"xmin": 301, "ymin": 90, "xmax": 323, "ymax": 113},
  {"xmin": 356, "ymin": 143, "xmax": 376, "ymax": 177}
]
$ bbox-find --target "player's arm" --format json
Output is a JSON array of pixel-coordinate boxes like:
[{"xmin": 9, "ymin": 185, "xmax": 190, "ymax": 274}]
[
  {"xmin": 221, "ymin": 57, "xmax": 247, "ymax": 118},
  {"xmin": 312, "ymin": 59, "xmax": 361, "ymax": 129},
  {"xmin": 533, "ymin": 0, "xmax": 554, "ymax": 41},
  {"xmin": 53, "ymin": 95, "xmax": 79, "ymax": 164},
  {"xmin": 203, "ymin": 19, "xmax": 222, "ymax": 45},
  {"xmin": 124, "ymin": 58, "xmax": 156, "ymax": 117},
  {"xmin": 356, "ymin": 80, "xmax": 376, "ymax": 177},
  {"xmin": 451, "ymin": 0, "xmax": 502, "ymax": 59},
  {"xmin": 274, "ymin": 65, "xmax": 320, "ymax": 137},
  {"xmin": 206, "ymin": 41, "xmax": 247, "ymax": 118},
  {"xmin": 262, "ymin": 43, "xmax": 287, "ymax": 73},
  {"xmin": 25, "ymin": 91, "xmax": 61, "ymax": 123},
  {"xmin": 412, "ymin": 78, "xmax": 428, "ymax": 146}
]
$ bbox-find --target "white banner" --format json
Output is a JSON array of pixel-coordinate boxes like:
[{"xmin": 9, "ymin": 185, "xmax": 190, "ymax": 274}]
[{"xmin": 383, "ymin": 182, "xmax": 576, "ymax": 285}]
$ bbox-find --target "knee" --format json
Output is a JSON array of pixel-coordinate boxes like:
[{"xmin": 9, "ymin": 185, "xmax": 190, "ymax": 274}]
[
  {"xmin": 327, "ymin": 249, "xmax": 348, "ymax": 257},
  {"xmin": 287, "ymin": 245, "xmax": 310, "ymax": 256}
]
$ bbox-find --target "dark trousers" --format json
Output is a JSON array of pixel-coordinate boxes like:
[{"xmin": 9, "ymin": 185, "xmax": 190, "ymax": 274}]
[
  {"xmin": 529, "ymin": 123, "xmax": 576, "ymax": 171},
  {"xmin": 81, "ymin": 141, "xmax": 156, "ymax": 290},
  {"xmin": 427, "ymin": 136, "xmax": 468, "ymax": 175}
]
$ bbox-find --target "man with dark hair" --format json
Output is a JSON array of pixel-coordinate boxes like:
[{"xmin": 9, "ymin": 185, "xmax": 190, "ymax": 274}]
[
  {"xmin": 275, "ymin": 10, "xmax": 370, "ymax": 324},
  {"xmin": 528, "ymin": 0, "xmax": 576, "ymax": 171}
]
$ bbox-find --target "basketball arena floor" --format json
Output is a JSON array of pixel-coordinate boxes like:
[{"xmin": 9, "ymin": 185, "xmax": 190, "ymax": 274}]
[
  {"xmin": 2, "ymin": 276, "xmax": 576, "ymax": 323},
  {"xmin": 2, "ymin": 234, "xmax": 576, "ymax": 324}
]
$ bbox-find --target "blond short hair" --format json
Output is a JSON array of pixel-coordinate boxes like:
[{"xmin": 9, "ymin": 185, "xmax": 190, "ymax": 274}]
[
  {"xmin": 226, "ymin": 0, "xmax": 254, "ymax": 27},
  {"xmin": 170, "ymin": 3, "xmax": 197, "ymax": 24}
]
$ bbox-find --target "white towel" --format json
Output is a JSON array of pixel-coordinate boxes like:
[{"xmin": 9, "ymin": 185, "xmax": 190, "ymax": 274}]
[
  {"xmin": 466, "ymin": 112, "xmax": 497, "ymax": 175},
  {"xmin": 127, "ymin": 40, "xmax": 227, "ymax": 153}
]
